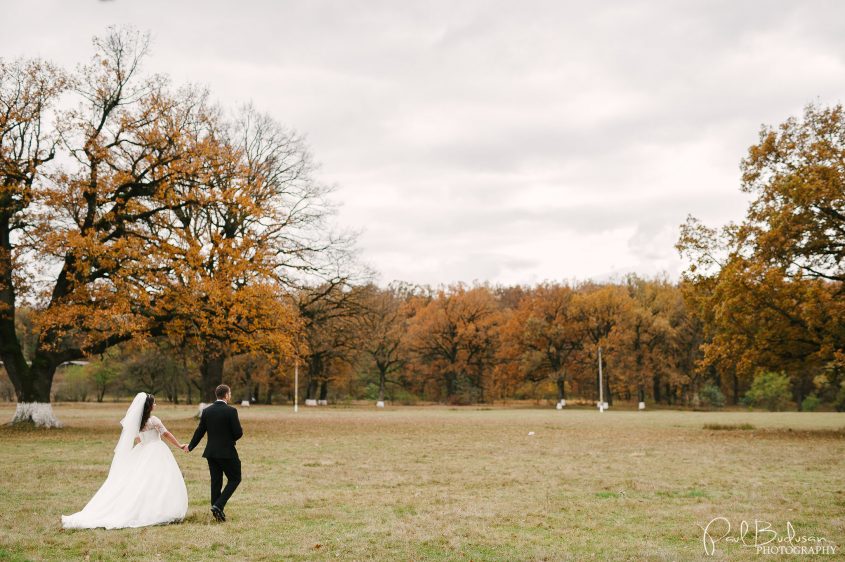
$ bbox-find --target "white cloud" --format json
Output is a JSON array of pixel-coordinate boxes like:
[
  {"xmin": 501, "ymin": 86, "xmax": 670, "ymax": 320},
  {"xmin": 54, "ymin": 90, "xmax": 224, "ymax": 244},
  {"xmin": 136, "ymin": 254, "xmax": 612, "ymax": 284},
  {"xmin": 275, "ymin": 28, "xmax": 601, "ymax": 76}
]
[{"xmin": 2, "ymin": 0, "xmax": 843, "ymax": 285}]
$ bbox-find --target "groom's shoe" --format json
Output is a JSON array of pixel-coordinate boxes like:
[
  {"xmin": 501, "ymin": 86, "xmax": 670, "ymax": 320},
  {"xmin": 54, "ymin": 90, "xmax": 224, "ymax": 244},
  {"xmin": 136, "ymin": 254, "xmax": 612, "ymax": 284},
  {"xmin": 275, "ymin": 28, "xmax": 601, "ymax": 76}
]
[{"xmin": 211, "ymin": 505, "xmax": 226, "ymax": 522}]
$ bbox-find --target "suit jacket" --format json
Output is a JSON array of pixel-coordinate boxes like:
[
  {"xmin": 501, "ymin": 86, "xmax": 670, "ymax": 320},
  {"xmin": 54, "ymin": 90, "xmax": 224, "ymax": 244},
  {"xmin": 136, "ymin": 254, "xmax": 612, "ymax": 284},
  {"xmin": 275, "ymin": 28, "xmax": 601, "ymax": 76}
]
[{"xmin": 189, "ymin": 401, "xmax": 243, "ymax": 459}]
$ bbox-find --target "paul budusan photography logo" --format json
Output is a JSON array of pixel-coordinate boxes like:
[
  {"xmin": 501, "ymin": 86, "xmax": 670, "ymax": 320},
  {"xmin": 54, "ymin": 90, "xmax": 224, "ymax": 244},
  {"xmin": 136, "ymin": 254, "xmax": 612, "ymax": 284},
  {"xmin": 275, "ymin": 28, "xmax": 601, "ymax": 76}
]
[{"xmin": 702, "ymin": 517, "xmax": 837, "ymax": 556}]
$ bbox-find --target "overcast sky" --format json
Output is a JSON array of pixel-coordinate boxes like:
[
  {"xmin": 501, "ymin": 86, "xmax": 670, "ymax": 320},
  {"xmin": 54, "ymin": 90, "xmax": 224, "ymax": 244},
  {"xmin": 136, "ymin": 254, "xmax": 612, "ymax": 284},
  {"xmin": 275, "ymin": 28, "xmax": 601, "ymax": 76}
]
[{"xmin": 3, "ymin": 1, "xmax": 844, "ymax": 286}]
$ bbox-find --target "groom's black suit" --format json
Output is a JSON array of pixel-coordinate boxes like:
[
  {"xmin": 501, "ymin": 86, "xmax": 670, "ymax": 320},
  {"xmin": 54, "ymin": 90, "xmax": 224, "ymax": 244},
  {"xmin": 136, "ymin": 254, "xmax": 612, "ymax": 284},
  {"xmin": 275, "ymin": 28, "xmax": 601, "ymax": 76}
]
[{"xmin": 189, "ymin": 400, "xmax": 243, "ymax": 512}]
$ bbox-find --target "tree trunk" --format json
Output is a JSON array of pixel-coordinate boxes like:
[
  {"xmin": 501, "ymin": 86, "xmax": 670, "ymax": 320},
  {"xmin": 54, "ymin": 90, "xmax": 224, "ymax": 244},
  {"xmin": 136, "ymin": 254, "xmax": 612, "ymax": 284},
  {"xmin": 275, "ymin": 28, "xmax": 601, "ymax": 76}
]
[
  {"xmin": 595, "ymin": 369, "xmax": 600, "ymax": 401},
  {"xmin": 652, "ymin": 373, "xmax": 661, "ymax": 403},
  {"xmin": 795, "ymin": 371, "xmax": 813, "ymax": 411},
  {"xmin": 444, "ymin": 370, "xmax": 457, "ymax": 400},
  {"xmin": 183, "ymin": 357, "xmax": 193, "ymax": 405},
  {"xmin": 555, "ymin": 373, "xmax": 566, "ymax": 402},
  {"xmin": 2, "ymin": 208, "xmax": 58, "ymax": 426},
  {"xmin": 319, "ymin": 379, "xmax": 328, "ymax": 401},
  {"xmin": 200, "ymin": 353, "xmax": 225, "ymax": 402},
  {"xmin": 378, "ymin": 366, "xmax": 386, "ymax": 402},
  {"xmin": 305, "ymin": 356, "xmax": 321, "ymax": 400},
  {"xmin": 165, "ymin": 382, "xmax": 176, "ymax": 404},
  {"xmin": 8, "ymin": 353, "xmax": 62, "ymax": 427},
  {"xmin": 732, "ymin": 372, "xmax": 740, "ymax": 405}
]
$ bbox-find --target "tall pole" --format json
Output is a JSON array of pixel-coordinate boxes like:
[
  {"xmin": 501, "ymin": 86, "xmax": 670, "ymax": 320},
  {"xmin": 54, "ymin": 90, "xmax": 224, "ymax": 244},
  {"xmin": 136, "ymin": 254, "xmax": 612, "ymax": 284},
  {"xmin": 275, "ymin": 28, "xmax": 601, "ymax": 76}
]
[
  {"xmin": 598, "ymin": 346, "xmax": 604, "ymax": 413},
  {"xmin": 294, "ymin": 361, "xmax": 299, "ymax": 413}
]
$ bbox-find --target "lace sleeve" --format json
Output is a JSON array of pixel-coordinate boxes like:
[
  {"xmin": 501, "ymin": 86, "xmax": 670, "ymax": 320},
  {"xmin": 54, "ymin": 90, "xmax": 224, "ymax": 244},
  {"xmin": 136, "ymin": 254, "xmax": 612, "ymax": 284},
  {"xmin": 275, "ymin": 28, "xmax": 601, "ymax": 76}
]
[{"xmin": 148, "ymin": 415, "xmax": 167, "ymax": 435}]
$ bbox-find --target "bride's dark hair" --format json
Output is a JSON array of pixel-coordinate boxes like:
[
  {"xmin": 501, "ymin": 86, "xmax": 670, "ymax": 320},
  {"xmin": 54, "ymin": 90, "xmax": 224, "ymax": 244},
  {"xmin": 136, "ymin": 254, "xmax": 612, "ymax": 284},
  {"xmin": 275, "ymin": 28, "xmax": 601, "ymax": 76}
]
[{"xmin": 139, "ymin": 394, "xmax": 155, "ymax": 431}]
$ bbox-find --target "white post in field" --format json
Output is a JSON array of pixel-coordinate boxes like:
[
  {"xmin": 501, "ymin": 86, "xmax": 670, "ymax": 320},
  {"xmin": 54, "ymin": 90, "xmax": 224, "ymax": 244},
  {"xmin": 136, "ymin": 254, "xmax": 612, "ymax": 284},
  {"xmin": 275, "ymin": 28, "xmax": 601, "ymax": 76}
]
[
  {"xmin": 294, "ymin": 361, "xmax": 299, "ymax": 413},
  {"xmin": 598, "ymin": 347, "xmax": 604, "ymax": 413}
]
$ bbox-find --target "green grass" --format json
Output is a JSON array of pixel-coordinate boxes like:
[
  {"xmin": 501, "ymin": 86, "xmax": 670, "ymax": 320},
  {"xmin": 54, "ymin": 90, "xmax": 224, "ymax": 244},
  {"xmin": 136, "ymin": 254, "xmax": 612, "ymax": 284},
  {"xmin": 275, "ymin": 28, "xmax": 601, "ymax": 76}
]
[{"xmin": 0, "ymin": 403, "xmax": 843, "ymax": 561}]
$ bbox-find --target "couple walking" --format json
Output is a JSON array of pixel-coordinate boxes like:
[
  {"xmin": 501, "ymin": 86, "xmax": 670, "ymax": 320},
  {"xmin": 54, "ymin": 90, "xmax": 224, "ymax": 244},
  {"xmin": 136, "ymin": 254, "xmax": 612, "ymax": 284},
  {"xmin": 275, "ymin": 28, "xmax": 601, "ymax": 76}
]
[{"xmin": 62, "ymin": 385, "xmax": 243, "ymax": 529}]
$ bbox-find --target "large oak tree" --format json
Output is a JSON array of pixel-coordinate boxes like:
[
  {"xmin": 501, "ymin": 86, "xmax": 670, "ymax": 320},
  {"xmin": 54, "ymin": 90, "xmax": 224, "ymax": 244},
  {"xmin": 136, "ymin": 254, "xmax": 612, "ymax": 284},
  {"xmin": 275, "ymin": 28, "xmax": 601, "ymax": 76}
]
[
  {"xmin": 1, "ymin": 30, "xmax": 208, "ymax": 425},
  {"xmin": 679, "ymin": 103, "xmax": 845, "ymax": 408},
  {"xmin": 1, "ymin": 28, "xmax": 351, "ymax": 421}
]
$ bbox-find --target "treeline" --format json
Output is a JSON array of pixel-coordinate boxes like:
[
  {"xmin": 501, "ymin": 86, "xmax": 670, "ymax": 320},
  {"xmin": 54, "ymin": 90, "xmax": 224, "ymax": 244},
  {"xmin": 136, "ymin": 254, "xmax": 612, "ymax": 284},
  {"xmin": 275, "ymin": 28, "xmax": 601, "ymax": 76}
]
[
  {"xmin": 1, "ymin": 30, "xmax": 843, "ymax": 423},
  {"xmin": 24, "ymin": 276, "xmax": 699, "ymax": 407},
  {"xmin": 19, "ymin": 267, "xmax": 845, "ymax": 412}
]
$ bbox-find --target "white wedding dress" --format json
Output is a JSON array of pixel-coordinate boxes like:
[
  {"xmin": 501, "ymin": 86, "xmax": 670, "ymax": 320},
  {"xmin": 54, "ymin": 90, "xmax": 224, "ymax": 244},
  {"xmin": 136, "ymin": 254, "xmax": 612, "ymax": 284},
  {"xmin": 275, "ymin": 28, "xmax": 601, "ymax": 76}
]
[{"xmin": 62, "ymin": 393, "xmax": 189, "ymax": 529}]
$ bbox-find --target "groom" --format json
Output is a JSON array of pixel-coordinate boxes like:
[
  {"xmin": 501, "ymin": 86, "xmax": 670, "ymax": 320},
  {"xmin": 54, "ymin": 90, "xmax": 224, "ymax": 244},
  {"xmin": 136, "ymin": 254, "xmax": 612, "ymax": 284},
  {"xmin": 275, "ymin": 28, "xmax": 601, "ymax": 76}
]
[{"xmin": 186, "ymin": 384, "xmax": 243, "ymax": 522}]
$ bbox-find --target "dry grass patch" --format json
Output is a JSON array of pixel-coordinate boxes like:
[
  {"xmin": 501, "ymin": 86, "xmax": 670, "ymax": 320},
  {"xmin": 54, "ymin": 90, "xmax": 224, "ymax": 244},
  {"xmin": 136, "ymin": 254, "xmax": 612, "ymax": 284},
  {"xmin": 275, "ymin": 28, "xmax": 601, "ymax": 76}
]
[
  {"xmin": 703, "ymin": 422, "xmax": 756, "ymax": 431},
  {"xmin": 0, "ymin": 404, "xmax": 843, "ymax": 560}
]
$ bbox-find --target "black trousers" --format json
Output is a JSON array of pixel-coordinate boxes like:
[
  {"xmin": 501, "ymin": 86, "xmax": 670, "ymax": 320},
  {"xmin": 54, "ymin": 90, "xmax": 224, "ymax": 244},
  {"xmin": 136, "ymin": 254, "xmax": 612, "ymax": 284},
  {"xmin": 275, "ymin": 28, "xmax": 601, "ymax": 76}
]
[{"xmin": 207, "ymin": 456, "xmax": 242, "ymax": 510}]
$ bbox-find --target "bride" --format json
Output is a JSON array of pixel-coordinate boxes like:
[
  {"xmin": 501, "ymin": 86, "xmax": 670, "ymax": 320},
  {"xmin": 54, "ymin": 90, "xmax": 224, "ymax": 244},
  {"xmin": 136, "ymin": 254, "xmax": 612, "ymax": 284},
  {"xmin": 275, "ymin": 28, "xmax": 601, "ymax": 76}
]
[{"xmin": 62, "ymin": 392, "xmax": 189, "ymax": 529}]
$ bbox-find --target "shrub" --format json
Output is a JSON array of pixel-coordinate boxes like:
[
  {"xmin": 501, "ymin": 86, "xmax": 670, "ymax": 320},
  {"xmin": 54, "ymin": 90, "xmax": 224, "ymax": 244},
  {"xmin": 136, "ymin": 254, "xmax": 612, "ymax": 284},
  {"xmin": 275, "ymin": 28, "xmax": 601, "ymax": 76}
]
[
  {"xmin": 362, "ymin": 382, "xmax": 381, "ymax": 401},
  {"xmin": 744, "ymin": 371, "xmax": 792, "ymax": 411},
  {"xmin": 90, "ymin": 362, "xmax": 118, "ymax": 403},
  {"xmin": 389, "ymin": 388, "xmax": 419, "ymax": 405},
  {"xmin": 801, "ymin": 394, "xmax": 821, "ymax": 412},
  {"xmin": 54, "ymin": 366, "xmax": 90, "ymax": 402},
  {"xmin": 698, "ymin": 384, "xmax": 725, "ymax": 409}
]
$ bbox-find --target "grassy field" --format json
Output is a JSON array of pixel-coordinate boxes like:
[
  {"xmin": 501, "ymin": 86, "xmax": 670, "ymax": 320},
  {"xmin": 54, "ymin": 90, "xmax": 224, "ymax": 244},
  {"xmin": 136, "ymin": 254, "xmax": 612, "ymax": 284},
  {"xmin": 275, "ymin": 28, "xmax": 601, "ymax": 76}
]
[{"xmin": 0, "ymin": 403, "xmax": 843, "ymax": 561}]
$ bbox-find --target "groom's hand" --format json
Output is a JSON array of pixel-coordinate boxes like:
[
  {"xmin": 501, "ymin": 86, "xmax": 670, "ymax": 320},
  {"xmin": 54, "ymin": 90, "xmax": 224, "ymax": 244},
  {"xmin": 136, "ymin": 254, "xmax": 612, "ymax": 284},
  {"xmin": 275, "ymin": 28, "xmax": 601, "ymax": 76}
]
[{"xmin": 181, "ymin": 444, "xmax": 189, "ymax": 453}]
